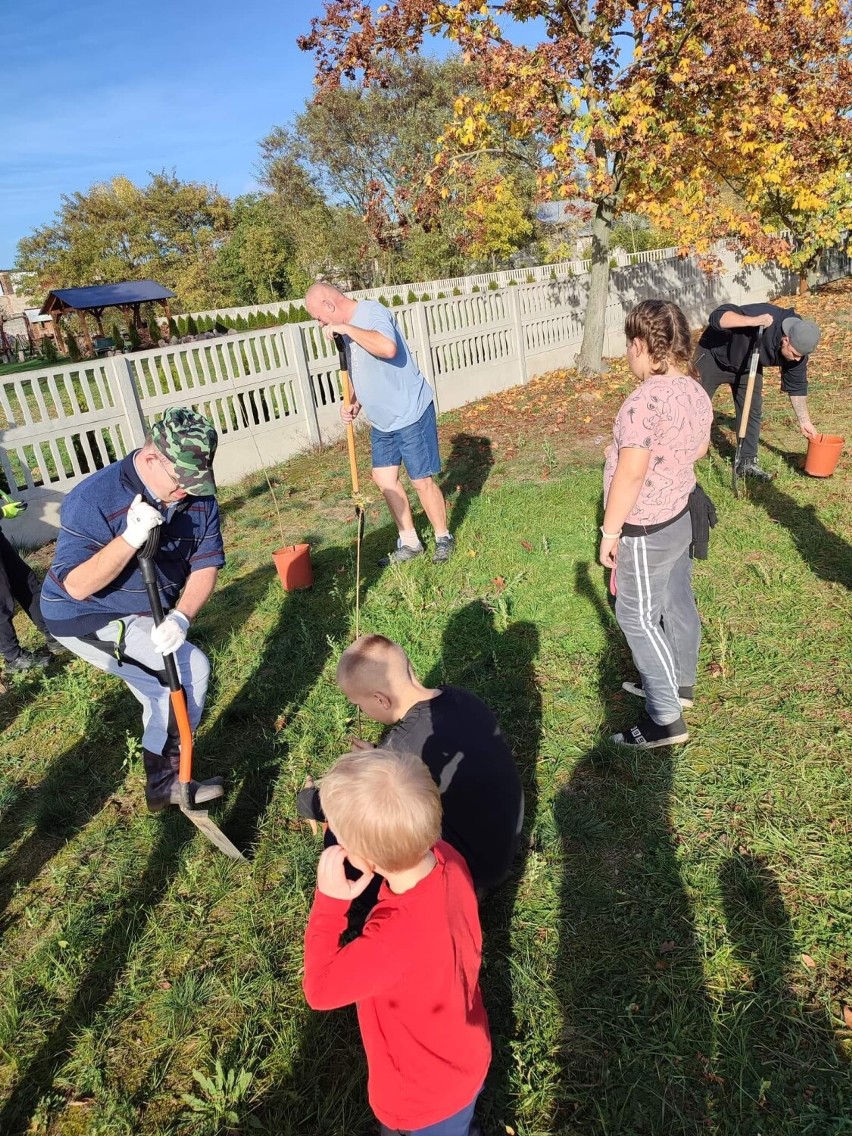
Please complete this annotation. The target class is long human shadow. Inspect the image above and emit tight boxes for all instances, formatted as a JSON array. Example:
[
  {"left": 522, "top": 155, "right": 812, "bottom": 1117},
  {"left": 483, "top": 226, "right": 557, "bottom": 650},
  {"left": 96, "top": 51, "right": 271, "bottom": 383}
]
[
  {"left": 424, "top": 600, "right": 541, "bottom": 1136},
  {"left": 711, "top": 415, "right": 850, "bottom": 589},
  {"left": 0, "top": 812, "right": 195, "bottom": 1135},
  {"left": 551, "top": 563, "right": 713, "bottom": 1133},
  {"left": 196, "top": 520, "right": 398, "bottom": 854},
  {"left": 438, "top": 432, "right": 494, "bottom": 535},
  {"left": 0, "top": 687, "right": 132, "bottom": 936},
  {"left": 714, "top": 853, "right": 849, "bottom": 1134}
]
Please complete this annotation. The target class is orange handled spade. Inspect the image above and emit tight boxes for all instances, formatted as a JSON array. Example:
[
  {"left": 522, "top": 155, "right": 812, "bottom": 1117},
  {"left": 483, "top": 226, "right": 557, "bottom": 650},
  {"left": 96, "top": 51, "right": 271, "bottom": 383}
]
[
  {"left": 138, "top": 527, "right": 246, "bottom": 862},
  {"left": 732, "top": 326, "right": 764, "bottom": 498}
]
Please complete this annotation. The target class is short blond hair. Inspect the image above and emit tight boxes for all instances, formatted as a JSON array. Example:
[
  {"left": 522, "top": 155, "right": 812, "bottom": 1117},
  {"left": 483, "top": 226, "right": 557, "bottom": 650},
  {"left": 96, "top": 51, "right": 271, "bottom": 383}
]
[
  {"left": 336, "top": 634, "right": 412, "bottom": 696},
  {"left": 320, "top": 749, "right": 441, "bottom": 872}
]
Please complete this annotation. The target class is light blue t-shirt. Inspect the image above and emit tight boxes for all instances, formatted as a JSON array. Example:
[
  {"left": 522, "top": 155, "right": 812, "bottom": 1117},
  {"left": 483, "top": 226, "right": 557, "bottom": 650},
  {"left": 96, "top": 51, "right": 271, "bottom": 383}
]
[{"left": 346, "top": 300, "right": 433, "bottom": 433}]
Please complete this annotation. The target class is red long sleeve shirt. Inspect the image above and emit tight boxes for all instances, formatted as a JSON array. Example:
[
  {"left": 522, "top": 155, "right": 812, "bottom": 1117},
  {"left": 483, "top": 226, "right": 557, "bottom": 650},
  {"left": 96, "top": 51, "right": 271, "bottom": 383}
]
[{"left": 303, "top": 841, "right": 491, "bottom": 1131}]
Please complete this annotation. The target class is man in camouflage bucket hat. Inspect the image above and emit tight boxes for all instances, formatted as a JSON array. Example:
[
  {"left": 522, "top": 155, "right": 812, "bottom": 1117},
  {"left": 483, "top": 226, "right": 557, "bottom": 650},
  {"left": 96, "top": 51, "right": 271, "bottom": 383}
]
[{"left": 41, "top": 408, "right": 226, "bottom": 812}]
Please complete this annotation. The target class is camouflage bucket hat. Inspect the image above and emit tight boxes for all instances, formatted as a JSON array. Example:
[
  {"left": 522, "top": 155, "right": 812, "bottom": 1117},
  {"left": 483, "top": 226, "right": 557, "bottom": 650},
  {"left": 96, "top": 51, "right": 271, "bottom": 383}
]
[{"left": 151, "top": 407, "right": 218, "bottom": 496}]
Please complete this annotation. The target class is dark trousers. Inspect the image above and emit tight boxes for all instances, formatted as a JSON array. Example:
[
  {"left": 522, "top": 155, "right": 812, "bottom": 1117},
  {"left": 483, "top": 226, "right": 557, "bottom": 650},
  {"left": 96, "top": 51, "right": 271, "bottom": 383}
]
[
  {"left": 0, "top": 529, "right": 49, "bottom": 661},
  {"left": 696, "top": 349, "right": 764, "bottom": 462}
]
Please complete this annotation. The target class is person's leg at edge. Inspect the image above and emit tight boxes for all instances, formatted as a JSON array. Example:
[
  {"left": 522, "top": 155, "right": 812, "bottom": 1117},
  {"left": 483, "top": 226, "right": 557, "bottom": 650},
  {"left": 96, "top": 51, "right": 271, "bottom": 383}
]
[
  {"left": 378, "top": 1087, "right": 482, "bottom": 1135},
  {"left": 0, "top": 531, "right": 56, "bottom": 663},
  {"left": 660, "top": 543, "right": 701, "bottom": 691},
  {"left": 614, "top": 521, "right": 689, "bottom": 726},
  {"left": 0, "top": 537, "right": 23, "bottom": 663}
]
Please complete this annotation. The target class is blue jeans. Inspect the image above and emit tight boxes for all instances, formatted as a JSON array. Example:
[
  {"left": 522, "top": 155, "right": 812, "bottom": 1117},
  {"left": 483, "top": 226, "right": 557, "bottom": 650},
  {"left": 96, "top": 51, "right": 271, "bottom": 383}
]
[
  {"left": 371, "top": 402, "right": 441, "bottom": 481},
  {"left": 378, "top": 1089, "right": 482, "bottom": 1135}
]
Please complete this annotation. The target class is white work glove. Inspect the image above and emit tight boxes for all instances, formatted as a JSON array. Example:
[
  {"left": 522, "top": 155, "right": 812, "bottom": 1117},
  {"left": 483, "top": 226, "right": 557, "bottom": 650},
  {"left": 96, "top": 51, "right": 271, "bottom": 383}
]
[
  {"left": 122, "top": 493, "right": 163, "bottom": 549},
  {"left": 151, "top": 610, "right": 190, "bottom": 656}
]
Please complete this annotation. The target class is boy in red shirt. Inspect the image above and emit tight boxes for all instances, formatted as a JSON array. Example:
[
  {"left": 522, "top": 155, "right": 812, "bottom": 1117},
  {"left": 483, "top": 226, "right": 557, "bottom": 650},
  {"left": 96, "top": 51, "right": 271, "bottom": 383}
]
[{"left": 303, "top": 749, "right": 490, "bottom": 1135}]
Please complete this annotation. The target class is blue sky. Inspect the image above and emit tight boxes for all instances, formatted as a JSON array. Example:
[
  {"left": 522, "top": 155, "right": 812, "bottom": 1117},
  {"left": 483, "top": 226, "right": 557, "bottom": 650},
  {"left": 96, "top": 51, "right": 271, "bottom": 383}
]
[
  {"left": 1, "top": 0, "right": 341, "bottom": 265},
  {"left": 2, "top": 1, "right": 547, "bottom": 267}
]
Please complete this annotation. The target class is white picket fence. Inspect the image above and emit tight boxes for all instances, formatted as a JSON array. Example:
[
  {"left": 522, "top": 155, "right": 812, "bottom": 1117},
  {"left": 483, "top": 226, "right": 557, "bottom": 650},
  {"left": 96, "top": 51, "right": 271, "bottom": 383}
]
[
  {"left": 3, "top": 243, "right": 847, "bottom": 547},
  {"left": 186, "top": 246, "right": 679, "bottom": 324}
]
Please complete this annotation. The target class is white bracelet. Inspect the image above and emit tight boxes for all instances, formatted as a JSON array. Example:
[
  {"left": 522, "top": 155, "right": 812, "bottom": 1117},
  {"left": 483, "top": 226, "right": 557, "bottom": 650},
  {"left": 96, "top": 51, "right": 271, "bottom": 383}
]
[{"left": 600, "top": 526, "right": 621, "bottom": 539}]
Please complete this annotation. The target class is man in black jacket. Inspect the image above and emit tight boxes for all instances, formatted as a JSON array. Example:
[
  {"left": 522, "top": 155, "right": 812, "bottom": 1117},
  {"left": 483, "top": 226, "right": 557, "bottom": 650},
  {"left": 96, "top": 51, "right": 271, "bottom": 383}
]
[{"left": 696, "top": 303, "right": 821, "bottom": 479}]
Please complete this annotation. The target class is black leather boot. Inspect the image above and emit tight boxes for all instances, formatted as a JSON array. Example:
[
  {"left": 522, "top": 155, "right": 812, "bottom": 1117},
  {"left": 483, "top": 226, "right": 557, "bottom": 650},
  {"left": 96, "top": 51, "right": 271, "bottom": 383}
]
[{"left": 143, "top": 747, "right": 224, "bottom": 813}]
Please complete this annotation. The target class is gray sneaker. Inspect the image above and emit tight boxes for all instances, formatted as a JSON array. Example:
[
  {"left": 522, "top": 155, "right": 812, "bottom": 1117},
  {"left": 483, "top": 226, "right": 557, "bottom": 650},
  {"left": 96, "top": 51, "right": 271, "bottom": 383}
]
[
  {"left": 378, "top": 541, "right": 425, "bottom": 567},
  {"left": 432, "top": 534, "right": 456, "bottom": 563},
  {"left": 5, "top": 649, "right": 50, "bottom": 672}
]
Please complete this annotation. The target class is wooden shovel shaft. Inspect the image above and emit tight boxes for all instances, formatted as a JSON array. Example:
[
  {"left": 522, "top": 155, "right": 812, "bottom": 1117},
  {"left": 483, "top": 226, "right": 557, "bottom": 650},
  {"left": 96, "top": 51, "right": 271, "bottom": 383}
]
[{"left": 333, "top": 333, "right": 360, "bottom": 497}]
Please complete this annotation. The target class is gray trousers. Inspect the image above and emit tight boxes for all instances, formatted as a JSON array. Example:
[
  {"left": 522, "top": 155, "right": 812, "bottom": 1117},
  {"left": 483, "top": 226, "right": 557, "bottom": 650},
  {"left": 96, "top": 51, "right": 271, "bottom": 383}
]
[
  {"left": 615, "top": 511, "right": 700, "bottom": 726},
  {"left": 54, "top": 615, "right": 210, "bottom": 755},
  {"left": 696, "top": 349, "right": 764, "bottom": 462}
]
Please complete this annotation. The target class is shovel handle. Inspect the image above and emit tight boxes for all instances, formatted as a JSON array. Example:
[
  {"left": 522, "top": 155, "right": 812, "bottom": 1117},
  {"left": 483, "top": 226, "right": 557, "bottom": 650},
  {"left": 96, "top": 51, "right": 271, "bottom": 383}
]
[
  {"left": 334, "top": 333, "right": 360, "bottom": 496},
  {"left": 138, "top": 526, "right": 193, "bottom": 793}
]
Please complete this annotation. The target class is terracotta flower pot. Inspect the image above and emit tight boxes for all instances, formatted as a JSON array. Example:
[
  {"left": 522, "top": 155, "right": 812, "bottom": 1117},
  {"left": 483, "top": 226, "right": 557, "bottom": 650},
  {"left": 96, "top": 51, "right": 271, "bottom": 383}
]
[
  {"left": 804, "top": 434, "right": 844, "bottom": 478},
  {"left": 273, "top": 543, "right": 313, "bottom": 591}
]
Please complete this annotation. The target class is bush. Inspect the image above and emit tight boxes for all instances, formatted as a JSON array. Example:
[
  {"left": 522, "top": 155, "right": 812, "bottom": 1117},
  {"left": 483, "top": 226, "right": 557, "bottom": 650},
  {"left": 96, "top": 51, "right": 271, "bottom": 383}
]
[
  {"left": 471, "top": 285, "right": 480, "bottom": 293},
  {"left": 127, "top": 322, "right": 141, "bottom": 350},
  {"left": 379, "top": 296, "right": 390, "bottom": 306},
  {"left": 111, "top": 321, "right": 124, "bottom": 350},
  {"left": 186, "top": 315, "right": 199, "bottom": 335},
  {"left": 176, "top": 316, "right": 187, "bottom": 336},
  {"left": 452, "top": 287, "right": 462, "bottom": 296},
  {"left": 550, "top": 269, "right": 558, "bottom": 280},
  {"left": 437, "top": 292, "right": 446, "bottom": 298},
  {"left": 421, "top": 292, "right": 430, "bottom": 301},
  {"left": 488, "top": 280, "right": 498, "bottom": 290},
  {"left": 508, "top": 279, "right": 518, "bottom": 286},
  {"left": 407, "top": 290, "right": 418, "bottom": 304},
  {"left": 168, "top": 317, "right": 179, "bottom": 338},
  {"left": 67, "top": 333, "right": 82, "bottom": 362},
  {"left": 40, "top": 337, "right": 59, "bottom": 363},
  {"left": 525, "top": 273, "right": 535, "bottom": 283},
  {"left": 391, "top": 295, "right": 403, "bottom": 306}
]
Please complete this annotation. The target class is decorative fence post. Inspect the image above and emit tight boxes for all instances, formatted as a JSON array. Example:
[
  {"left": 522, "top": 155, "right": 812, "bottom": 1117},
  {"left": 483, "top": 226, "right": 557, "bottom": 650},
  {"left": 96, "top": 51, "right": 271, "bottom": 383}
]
[
  {"left": 285, "top": 325, "right": 322, "bottom": 446},
  {"left": 108, "top": 354, "right": 148, "bottom": 447},
  {"left": 506, "top": 284, "right": 529, "bottom": 386},
  {"left": 410, "top": 302, "right": 439, "bottom": 413}
]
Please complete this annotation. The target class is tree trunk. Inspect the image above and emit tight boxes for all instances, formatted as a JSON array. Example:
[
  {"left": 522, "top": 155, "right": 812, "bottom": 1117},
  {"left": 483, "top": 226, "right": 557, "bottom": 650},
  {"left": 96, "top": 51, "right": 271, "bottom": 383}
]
[{"left": 575, "top": 199, "right": 615, "bottom": 374}]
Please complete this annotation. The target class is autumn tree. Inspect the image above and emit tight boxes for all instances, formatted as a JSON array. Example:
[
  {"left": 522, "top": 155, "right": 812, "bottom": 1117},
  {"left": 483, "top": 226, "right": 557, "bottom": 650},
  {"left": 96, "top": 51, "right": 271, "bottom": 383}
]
[
  {"left": 300, "top": 0, "right": 851, "bottom": 372},
  {"left": 261, "top": 55, "right": 541, "bottom": 284},
  {"left": 17, "top": 172, "right": 234, "bottom": 309}
]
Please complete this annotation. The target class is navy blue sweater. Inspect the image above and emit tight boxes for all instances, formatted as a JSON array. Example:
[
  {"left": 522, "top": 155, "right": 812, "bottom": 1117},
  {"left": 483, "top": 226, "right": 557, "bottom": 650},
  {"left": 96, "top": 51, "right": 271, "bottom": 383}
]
[
  {"left": 41, "top": 452, "right": 224, "bottom": 638},
  {"left": 697, "top": 302, "right": 809, "bottom": 395}
]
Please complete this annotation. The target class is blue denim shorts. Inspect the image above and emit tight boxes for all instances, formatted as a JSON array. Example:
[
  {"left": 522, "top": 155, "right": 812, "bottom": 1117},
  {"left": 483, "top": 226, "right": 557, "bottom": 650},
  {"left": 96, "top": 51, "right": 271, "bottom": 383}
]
[{"left": 371, "top": 401, "right": 440, "bottom": 481}]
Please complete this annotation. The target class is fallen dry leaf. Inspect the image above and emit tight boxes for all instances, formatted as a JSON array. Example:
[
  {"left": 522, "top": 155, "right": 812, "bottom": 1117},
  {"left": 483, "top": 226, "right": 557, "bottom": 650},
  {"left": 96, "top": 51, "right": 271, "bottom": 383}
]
[
  {"left": 659, "top": 940, "right": 677, "bottom": 954},
  {"left": 843, "top": 1004, "right": 852, "bottom": 1028},
  {"left": 493, "top": 576, "right": 506, "bottom": 593},
  {"left": 801, "top": 953, "right": 817, "bottom": 969},
  {"left": 521, "top": 540, "right": 533, "bottom": 552}
]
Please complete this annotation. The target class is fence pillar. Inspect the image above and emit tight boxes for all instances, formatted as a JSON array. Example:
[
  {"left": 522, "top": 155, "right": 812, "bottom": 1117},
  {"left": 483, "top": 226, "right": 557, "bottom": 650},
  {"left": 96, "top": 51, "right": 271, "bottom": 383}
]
[
  {"left": 506, "top": 285, "right": 529, "bottom": 385},
  {"left": 108, "top": 355, "right": 148, "bottom": 447},
  {"left": 411, "top": 303, "right": 439, "bottom": 413},
  {"left": 285, "top": 325, "right": 322, "bottom": 445}
]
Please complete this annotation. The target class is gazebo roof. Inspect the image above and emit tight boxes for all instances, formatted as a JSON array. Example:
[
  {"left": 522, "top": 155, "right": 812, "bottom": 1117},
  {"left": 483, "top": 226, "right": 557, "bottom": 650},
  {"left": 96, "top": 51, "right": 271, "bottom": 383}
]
[{"left": 40, "top": 280, "right": 176, "bottom": 316}]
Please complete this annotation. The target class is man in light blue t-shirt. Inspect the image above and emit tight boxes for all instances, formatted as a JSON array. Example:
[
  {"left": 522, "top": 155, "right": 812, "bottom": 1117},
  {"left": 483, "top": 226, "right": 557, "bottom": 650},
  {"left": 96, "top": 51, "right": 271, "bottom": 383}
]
[{"left": 305, "top": 283, "right": 454, "bottom": 565}]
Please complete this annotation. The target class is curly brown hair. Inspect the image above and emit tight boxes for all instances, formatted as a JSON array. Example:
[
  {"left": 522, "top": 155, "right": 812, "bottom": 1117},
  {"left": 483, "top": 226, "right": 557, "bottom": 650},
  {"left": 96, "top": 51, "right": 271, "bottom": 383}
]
[{"left": 624, "top": 299, "right": 697, "bottom": 379}]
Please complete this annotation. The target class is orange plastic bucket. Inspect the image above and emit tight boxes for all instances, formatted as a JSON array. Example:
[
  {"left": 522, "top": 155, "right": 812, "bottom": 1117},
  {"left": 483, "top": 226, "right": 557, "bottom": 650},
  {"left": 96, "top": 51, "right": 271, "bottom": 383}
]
[
  {"left": 804, "top": 434, "right": 844, "bottom": 478},
  {"left": 273, "top": 543, "right": 313, "bottom": 590}
]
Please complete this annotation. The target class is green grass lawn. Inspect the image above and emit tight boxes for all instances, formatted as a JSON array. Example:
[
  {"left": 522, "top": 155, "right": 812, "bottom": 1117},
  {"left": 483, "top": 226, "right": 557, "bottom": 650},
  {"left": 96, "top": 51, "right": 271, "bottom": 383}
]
[{"left": 1, "top": 283, "right": 850, "bottom": 1135}]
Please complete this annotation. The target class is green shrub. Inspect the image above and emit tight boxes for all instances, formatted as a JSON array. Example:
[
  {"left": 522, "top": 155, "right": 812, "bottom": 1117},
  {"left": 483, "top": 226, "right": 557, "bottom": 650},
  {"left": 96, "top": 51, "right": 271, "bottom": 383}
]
[
  {"left": 127, "top": 322, "right": 141, "bottom": 350},
  {"left": 421, "top": 292, "right": 430, "bottom": 301},
  {"left": 391, "top": 295, "right": 403, "bottom": 306},
  {"left": 407, "top": 290, "right": 418, "bottom": 304},
  {"left": 40, "top": 337, "right": 59, "bottom": 363},
  {"left": 488, "top": 280, "right": 498, "bottom": 290},
  {"left": 471, "top": 285, "right": 480, "bottom": 293},
  {"left": 379, "top": 296, "right": 390, "bottom": 306},
  {"left": 235, "top": 315, "right": 247, "bottom": 331},
  {"left": 550, "top": 269, "right": 558, "bottom": 280},
  {"left": 168, "top": 317, "right": 179, "bottom": 338},
  {"left": 177, "top": 316, "right": 188, "bottom": 335},
  {"left": 525, "top": 273, "right": 535, "bottom": 283},
  {"left": 452, "top": 287, "right": 462, "bottom": 296},
  {"left": 186, "top": 315, "right": 198, "bottom": 335},
  {"left": 437, "top": 291, "right": 446, "bottom": 298},
  {"left": 508, "top": 278, "right": 518, "bottom": 286},
  {"left": 111, "top": 321, "right": 124, "bottom": 349},
  {"left": 66, "top": 333, "right": 82, "bottom": 362}
]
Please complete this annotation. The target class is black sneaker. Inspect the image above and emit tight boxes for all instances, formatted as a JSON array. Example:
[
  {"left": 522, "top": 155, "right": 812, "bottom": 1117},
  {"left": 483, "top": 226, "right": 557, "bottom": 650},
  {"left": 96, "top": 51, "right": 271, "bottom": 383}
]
[
  {"left": 45, "top": 636, "right": 69, "bottom": 656},
  {"left": 432, "top": 534, "right": 455, "bottom": 564},
  {"left": 378, "top": 541, "right": 424, "bottom": 567},
  {"left": 622, "top": 681, "right": 694, "bottom": 709},
  {"left": 5, "top": 649, "right": 50, "bottom": 672},
  {"left": 735, "top": 459, "right": 774, "bottom": 481},
  {"left": 610, "top": 712, "right": 689, "bottom": 748}
]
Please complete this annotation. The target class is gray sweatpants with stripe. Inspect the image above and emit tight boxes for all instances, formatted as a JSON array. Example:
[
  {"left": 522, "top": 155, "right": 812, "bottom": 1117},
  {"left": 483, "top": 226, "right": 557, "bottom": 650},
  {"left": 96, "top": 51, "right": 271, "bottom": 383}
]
[
  {"left": 53, "top": 615, "right": 210, "bottom": 755},
  {"left": 615, "top": 511, "right": 699, "bottom": 726}
]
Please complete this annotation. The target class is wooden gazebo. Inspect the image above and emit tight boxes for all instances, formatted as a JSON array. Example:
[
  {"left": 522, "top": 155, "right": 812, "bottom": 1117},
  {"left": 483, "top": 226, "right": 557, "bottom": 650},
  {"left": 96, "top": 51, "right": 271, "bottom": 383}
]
[{"left": 40, "top": 280, "right": 176, "bottom": 355}]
